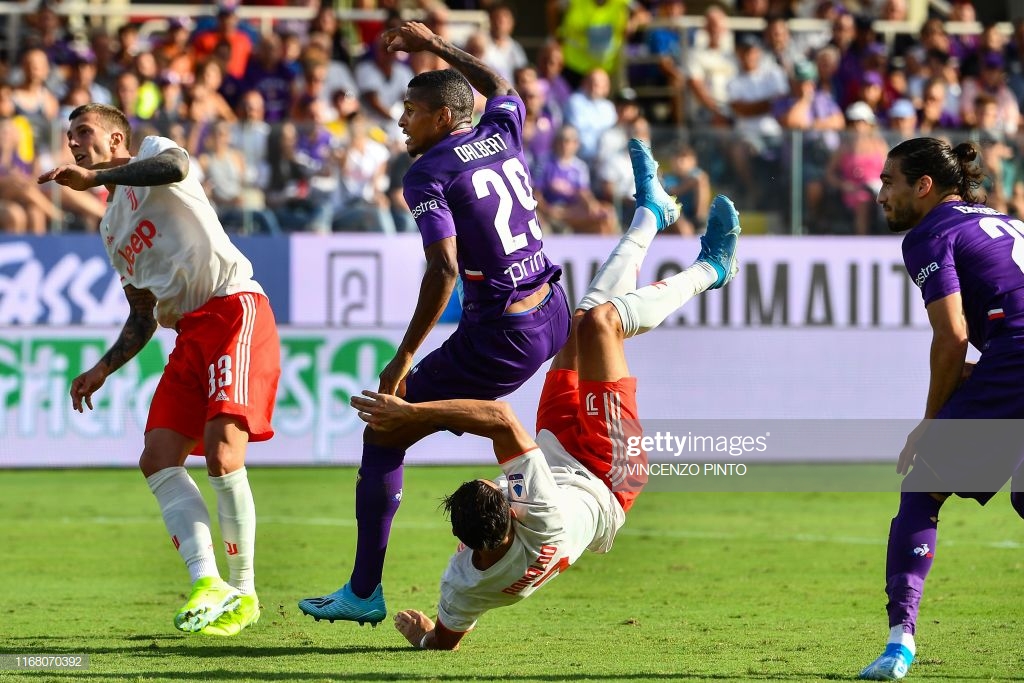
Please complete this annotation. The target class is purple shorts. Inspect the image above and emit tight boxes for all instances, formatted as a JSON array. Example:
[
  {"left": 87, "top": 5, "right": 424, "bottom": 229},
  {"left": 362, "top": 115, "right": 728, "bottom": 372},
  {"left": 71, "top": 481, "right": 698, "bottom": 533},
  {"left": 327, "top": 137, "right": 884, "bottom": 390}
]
[
  {"left": 404, "top": 282, "right": 571, "bottom": 404},
  {"left": 906, "top": 344, "right": 1024, "bottom": 503}
]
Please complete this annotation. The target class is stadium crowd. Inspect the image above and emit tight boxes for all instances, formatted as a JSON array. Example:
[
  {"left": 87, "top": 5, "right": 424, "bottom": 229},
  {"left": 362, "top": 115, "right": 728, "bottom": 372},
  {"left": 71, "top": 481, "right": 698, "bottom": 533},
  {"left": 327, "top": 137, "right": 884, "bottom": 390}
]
[{"left": 0, "top": 0, "right": 1018, "bottom": 236}]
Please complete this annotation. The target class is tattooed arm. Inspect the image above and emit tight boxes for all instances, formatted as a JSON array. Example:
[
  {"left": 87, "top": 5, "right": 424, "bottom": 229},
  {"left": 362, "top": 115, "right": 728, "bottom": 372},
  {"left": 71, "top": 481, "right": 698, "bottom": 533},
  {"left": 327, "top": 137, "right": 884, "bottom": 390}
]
[
  {"left": 382, "top": 21, "right": 515, "bottom": 99},
  {"left": 71, "top": 285, "right": 158, "bottom": 412},
  {"left": 39, "top": 149, "right": 189, "bottom": 191}
]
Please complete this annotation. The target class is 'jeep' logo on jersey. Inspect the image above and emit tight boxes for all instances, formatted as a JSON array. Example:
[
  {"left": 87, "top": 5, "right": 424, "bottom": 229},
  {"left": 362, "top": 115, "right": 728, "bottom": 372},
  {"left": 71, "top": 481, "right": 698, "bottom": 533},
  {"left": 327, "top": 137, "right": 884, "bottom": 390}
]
[
  {"left": 118, "top": 220, "right": 158, "bottom": 276},
  {"left": 411, "top": 199, "right": 439, "bottom": 219},
  {"left": 914, "top": 261, "right": 939, "bottom": 287}
]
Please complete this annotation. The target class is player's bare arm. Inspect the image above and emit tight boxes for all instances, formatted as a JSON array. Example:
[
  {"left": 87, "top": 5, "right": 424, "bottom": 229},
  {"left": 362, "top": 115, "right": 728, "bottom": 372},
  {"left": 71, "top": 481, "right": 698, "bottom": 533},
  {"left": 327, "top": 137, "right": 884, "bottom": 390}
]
[
  {"left": 70, "top": 285, "right": 157, "bottom": 412},
  {"left": 394, "top": 609, "right": 465, "bottom": 650},
  {"left": 383, "top": 21, "right": 515, "bottom": 99},
  {"left": 897, "top": 292, "right": 969, "bottom": 475},
  {"left": 39, "top": 149, "right": 188, "bottom": 190},
  {"left": 378, "top": 236, "right": 457, "bottom": 395},
  {"left": 352, "top": 391, "right": 536, "bottom": 459}
]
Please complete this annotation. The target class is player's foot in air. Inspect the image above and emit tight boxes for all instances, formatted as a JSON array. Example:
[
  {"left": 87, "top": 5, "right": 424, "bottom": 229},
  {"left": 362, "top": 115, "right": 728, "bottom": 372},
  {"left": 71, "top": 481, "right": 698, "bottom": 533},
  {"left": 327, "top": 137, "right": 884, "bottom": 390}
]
[
  {"left": 173, "top": 577, "right": 242, "bottom": 633},
  {"left": 859, "top": 643, "right": 915, "bottom": 680},
  {"left": 298, "top": 582, "right": 387, "bottom": 626},
  {"left": 200, "top": 594, "right": 261, "bottom": 637},
  {"left": 697, "top": 195, "right": 741, "bottom": 289},
  {"left": 628, "top": 138, "right": 680, "bottom": 231}
]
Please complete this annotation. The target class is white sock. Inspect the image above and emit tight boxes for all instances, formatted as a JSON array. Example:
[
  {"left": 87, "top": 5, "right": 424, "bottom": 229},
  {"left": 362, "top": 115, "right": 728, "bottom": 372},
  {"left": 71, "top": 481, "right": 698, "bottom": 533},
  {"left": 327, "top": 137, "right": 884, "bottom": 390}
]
[
  {"left": 578, "top": 207, "right": 660, "bottom": 311},
  {"left": 209, "top": 467, "right": 256, "bottom": 595},
  {"left": 888, "top": 625, "right": 916, "bottom": 654},
  {"left": 611, "top": 261, "right": 718, "bottom": 337},
  {"left": 146, "top": 467, "right": 220, "bottom": 583}
]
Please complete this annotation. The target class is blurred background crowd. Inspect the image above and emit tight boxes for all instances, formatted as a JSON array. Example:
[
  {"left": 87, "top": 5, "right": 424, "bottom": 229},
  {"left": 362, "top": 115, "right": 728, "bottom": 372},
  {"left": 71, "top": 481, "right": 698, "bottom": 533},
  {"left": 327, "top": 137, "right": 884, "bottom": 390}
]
[{"left": 0, "top": 0, "right": 1019, "bottom": 237}]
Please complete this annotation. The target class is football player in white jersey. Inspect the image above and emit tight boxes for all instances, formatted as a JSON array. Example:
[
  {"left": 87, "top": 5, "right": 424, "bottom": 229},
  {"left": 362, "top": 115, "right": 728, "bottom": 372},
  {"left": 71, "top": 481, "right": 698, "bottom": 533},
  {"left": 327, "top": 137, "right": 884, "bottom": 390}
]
[
  {"left": 38, "top": 103, "right": 280, "bottom": 637},
  {"left": 350, "top": 140, "right": 742, "bottom": 650}
]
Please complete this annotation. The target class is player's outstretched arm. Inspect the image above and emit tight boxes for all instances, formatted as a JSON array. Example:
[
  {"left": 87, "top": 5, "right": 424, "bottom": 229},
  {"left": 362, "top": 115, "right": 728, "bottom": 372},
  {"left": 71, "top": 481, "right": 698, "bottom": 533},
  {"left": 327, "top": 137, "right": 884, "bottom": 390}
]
[
  {"left": 40, "top": 149, "right": 189, "bottom": 190},
  {"left": 382, "top": 21, "right": 515, "bottom": 99},
  {"left": 352, "top": 391, "right": 536, "bottom": 460},
  {"left": 71, "top": 285, "right": 157, "bottom": 412},
  {"left": 394, "top": 610, "right": 466, "bottom": 650}
]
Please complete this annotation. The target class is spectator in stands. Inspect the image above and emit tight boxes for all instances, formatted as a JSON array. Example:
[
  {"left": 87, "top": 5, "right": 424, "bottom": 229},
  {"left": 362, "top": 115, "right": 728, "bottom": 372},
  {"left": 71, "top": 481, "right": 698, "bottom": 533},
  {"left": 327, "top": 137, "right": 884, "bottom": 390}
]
[
  {"left": 333, "top": 110, "right": 396, "bottom": 234},
  {"left": 1006, "top": 18, "right": 1024, "bottom": 106},
  {"left": 879, "top": 0, "right": 916, "bottom": 58},
  {"left": 521, "top": 79, "right": 559, "bottom": 176},
  {"left": 948, "top": 0, "right": 979, "bottom": 60},
  {"left": 595, "top": 87, "right": 650, "bottom": 221},
  {"left": 661, "top": 142, "right": 709, "bottom": 236},
  {"left": 113, "top": 23, "right": 144, "bottom": 77},
  {"left": 762, "top": 14, "right": 805, "bottom": 79},
  {"left": 635, "top": 0, "right": 686, "bottom": 125},
  {"left": 971, "top": 93, "right": 1021, "bottom": 215},
  {"left": 309, "top": 3, "right": 354, "bottom": 67},
  {"left": 0, "top": 83, "right": 63, "bottom": 233},
  {"left": 917, "top": 77, "right": 960, "bottom": 134},
  {"left": 199, "top": 119, "right": 280, "bottom": 235},
  {"left": 242, "top": 33, "right": 300, "bottom": 125},
  {"left": 265, "top": 121, "right": 335, "bottom": 233},
  {"left": 150, "top": 72, "right": 185, "bottom": 137},
  {"left": 814, "top": 44, "right": 842, "bottom": 101},
  {"left": 726, "top": 34, "right": 789, "bottom": 209},
  {"left": 21, "top": 0, "right": 73, "bottom": 66},
  {"left": 549, "top": 0, "right": 644, "bottom": 88},
  {"left": 534, "top": 124, "right": 618, "bottom": 235},
  {"left": 774, "top": 59, "right": 844, "bottom": 232},
  {"left": 535, "top": 39, "right": 573, "bottom": 116},
  {"left": 958, "top": 21, "right": 1006, "bottom": 81},
  {"left": 191, "top": 2, "right": 253, "bottom": 80},
  {"left": 482, "top": 3, "right": 528, "bottom": 82},
  {"left": 305, "top": 32, "right": 358, "bottom": 116},
  {"left": 385, "top": 150, "right": 415, "bottom": 234},
  {"left": 62, "top": 44, "right": 112, "bottom": 106},
  {"left": 884, "top": 97, "right": 918, "bottom": 143},
  {"left": 734, "top": 0, "right": 770, "bottom": 45},
  {"left": 11, "top": 48, "right": 60, "bottom": 156},
  {"left": 825, "top": 101, "right": 888, "bottom": 235},
  {"left": 564, "top": 68, "right": 618, "bottom": 164},
  {"left": 960, "top": 51, "right": 1020, "bottom": 137},
  {"left": 232, "top": 90, "right": 272, "bottom": 198},
  {"left": 685, "top": 4, "right": 737, "bottom": 128},
  {"left": 854, "top": 70, "right": 887, "bottom": 121},
  {"left": 355, "top": 30, "right": 415, "bottom": 142},
  {"left": 155, "top": 18, "right": 195, "bottom": 82},
  {"left": 193, "top": 60, "right": 238, "bottom": 123}
]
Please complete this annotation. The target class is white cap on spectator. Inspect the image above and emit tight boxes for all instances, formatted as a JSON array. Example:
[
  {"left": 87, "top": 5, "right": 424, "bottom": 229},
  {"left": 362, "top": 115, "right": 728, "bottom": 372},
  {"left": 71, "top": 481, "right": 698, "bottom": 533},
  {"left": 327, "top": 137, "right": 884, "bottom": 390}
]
[{"left": 845, "top": 101, "right": 877, "bottom": 124}]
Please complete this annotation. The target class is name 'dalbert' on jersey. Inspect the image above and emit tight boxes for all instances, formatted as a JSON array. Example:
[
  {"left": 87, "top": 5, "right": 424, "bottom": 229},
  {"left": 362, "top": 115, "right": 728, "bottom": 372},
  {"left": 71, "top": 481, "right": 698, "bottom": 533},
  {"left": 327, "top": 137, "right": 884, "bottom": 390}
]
[{"left": 453, "top": 133, "right": 509, "bottom": 163}]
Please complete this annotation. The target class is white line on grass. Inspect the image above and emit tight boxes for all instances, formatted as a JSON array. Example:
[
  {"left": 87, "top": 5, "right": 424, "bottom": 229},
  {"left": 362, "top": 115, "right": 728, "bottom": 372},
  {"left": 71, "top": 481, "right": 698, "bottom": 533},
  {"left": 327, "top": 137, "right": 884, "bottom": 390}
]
[{"left": 55, "top": 515, "right": 1023, "bottom": 549}]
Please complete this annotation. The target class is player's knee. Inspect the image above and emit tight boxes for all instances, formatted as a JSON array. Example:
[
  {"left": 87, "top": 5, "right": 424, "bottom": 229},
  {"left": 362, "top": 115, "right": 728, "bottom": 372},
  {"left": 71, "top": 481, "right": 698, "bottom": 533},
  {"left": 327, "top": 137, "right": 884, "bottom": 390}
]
[
  {"left": 1011, "top": 491, "right": 1024, "bottom": 520},
  {"left": 578, "top": 303, "right": 623, "bottom": 341}
]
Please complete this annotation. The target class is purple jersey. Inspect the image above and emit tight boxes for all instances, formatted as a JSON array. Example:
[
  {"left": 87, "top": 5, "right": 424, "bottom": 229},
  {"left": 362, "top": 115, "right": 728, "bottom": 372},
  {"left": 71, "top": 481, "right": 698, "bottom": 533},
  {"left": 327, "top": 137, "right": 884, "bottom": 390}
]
[
  {"left": 903, "top": 201, "right": 1024, "bottom": 351},
  {"left": 403, "top": 95, "right": 561, "bottom": 323}
]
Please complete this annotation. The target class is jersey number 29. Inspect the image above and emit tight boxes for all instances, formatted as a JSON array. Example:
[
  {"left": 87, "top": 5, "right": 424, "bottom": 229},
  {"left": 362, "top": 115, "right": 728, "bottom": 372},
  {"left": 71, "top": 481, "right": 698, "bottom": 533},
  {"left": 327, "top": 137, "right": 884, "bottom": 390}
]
[{"left": 472, "top": 158, "right": 543, "bottom": 256}]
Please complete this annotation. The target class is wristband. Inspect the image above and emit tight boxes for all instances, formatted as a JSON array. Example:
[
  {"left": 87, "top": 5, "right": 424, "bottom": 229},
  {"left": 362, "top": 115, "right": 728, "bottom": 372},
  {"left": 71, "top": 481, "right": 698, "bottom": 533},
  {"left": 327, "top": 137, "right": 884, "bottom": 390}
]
[{"left": 419, "top": 633, "right": 430, "bottom": 649}]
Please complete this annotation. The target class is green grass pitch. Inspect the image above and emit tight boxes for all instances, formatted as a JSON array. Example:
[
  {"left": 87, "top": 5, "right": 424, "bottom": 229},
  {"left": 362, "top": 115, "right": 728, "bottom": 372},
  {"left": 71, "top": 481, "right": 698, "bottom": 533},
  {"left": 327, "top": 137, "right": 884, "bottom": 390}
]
[{"left": 2, "top": 465, "right": 1023, "bottom": 682}]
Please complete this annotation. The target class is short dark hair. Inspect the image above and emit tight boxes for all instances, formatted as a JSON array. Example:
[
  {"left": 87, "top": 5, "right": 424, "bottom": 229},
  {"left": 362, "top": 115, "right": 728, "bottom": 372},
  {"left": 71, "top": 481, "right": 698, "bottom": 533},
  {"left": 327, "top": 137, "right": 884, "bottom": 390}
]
[
  {"left": 888, "top": 137, "right": 987, "bottom": 204},
  {"left": 69, "top": 103, "right": 132, "bottom": 150},
  {"left": 406, "top": 69, "right": 474, "bottom": 123},
  {"left": 443, "top": 480, "right": 511, "bottom": 551}
]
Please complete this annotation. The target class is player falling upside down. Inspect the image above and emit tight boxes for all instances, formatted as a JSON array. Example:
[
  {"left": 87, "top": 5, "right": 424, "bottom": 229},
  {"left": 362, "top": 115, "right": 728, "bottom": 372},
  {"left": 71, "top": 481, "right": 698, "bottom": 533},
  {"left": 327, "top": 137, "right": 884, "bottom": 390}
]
[
  {"left": 298, "top": 20, "right": 577, "bottom": 626},
  {"left": 860, "top": 137, "right": 1024, "bottom": 680},
  {"left": 351, "top": 141, "right": 741, "bottom": 649},
  {"left": 38, "top": 103, "right": 280, "bottom": 637}
]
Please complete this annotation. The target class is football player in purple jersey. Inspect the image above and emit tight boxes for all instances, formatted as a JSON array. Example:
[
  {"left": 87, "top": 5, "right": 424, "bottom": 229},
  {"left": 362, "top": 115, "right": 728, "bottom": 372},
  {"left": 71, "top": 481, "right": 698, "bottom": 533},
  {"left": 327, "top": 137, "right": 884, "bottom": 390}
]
[{"left": 861, "top": 137, "right": 1024, "bottom": 680}]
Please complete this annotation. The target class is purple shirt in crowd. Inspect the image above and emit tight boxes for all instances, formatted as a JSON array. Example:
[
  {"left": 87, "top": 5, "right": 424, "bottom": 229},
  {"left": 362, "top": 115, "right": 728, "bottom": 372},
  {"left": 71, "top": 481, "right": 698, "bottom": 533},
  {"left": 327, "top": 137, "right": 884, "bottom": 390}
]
[
  {"left": 903, "top": 201, "right": 1024, "bottom": 352},
  {"left": 403, "top": 95, "right": 561, "bottom": 323}
]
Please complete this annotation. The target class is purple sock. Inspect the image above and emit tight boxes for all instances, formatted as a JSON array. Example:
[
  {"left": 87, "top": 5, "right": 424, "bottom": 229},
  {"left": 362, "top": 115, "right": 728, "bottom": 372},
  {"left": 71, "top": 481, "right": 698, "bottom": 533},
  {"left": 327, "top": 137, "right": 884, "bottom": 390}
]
[
  {"left": 349, "top": 443, "right": 405, "bottom": 598},
  {"left": 884, "top": 491, "right": 943, "bottom": 635}
]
